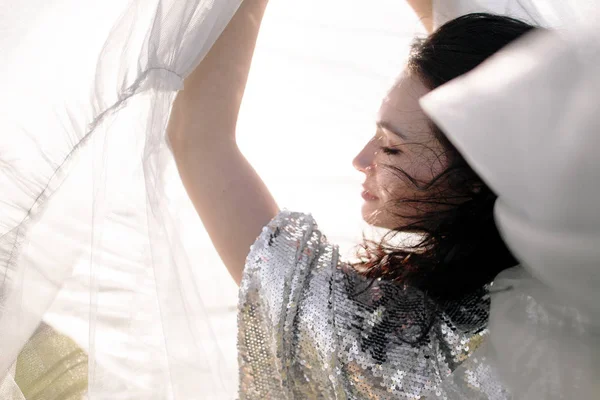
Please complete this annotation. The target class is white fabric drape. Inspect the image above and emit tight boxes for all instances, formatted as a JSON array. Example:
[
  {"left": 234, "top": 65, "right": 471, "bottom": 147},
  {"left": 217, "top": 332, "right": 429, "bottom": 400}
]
[
  {"left": 422, "top": 4, "right": 600, "bottom": 399},
  {"left": 0, "top": 0, "right": 597, "bottom": 399},
  {"left": 0, "top": 1, "right": 241, "bottom": 398}
]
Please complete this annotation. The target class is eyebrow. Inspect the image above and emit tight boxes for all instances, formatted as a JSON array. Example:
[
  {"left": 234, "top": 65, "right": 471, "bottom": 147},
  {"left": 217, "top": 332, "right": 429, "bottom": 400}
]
[{"left": 376, "top": 121, "right": 408, "bottom": 140}]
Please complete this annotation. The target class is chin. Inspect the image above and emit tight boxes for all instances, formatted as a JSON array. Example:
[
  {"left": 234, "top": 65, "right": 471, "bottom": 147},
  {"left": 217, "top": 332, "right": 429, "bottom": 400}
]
[
  {"left": 361, "top": 201, "right": 386, "bottom": 228},
  {"left": 361, "top": 201, "right": 402, "bottom": 230}
]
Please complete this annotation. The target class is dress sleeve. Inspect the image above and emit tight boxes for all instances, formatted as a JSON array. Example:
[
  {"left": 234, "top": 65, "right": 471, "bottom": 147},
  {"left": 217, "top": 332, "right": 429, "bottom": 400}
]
[
  {"left": 237, "top": 210, "right": 499, "bottom": 399},
  {"left": 237, "top": 209, "right": 338, "bottom": 398}
]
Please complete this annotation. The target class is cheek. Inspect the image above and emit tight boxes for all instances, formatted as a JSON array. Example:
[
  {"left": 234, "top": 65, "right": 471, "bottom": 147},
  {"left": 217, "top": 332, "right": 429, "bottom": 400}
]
[
  {"left": 383, "top": 150, "right": 447, "bottom": 188},
  {"left": 375, "top": 165, "right": 408, "bottom": 200},
  {"left": 411, "top": 146, "right": 449, "bottom": 182},
  {"left": 374, "top": 154, "right": 440, "bottom": 202},
  {"left": 406, "top": 160, "right": 436, "bottom": 183}
]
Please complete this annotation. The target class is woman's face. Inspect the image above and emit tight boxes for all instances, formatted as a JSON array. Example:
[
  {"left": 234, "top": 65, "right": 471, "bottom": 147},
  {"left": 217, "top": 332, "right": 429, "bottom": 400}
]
[{"left": 353, "top": 70, "right": 449, "bottom": 229}]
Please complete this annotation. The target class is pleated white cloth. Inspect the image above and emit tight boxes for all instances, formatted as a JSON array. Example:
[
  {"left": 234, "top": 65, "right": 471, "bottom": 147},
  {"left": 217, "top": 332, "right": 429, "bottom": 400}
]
[
  {"left": 421, "top": 8, "right": 600, "bottom": 399},
  {"left": 0, "top": 1, "right": 242, "bottom": 398}
]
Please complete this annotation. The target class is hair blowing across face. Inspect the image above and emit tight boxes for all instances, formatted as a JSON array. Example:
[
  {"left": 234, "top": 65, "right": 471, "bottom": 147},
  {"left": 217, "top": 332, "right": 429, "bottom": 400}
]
[{"left": 353, "top": 13, "right": 538, "bottom": 301}]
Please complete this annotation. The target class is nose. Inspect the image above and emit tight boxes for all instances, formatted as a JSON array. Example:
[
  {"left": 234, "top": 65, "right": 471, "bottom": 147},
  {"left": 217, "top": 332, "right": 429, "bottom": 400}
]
[{"left": 352, "top": 138, "right": 377, "bottom": 173}]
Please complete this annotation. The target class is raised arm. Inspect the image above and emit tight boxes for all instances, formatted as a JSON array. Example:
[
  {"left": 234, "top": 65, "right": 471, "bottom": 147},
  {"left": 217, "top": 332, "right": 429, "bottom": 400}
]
[
  {"left": 167, "top": 0, "right": 277, "bottom": 285},
  {"left": 406, "top": 0, "right": 434, "bottom": 33}
]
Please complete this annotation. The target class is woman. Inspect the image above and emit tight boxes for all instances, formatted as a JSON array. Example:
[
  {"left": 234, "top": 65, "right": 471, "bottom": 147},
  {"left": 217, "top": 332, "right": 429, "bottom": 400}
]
[{"left": 167, "top": 1, "right": 537, "bottom": 398}]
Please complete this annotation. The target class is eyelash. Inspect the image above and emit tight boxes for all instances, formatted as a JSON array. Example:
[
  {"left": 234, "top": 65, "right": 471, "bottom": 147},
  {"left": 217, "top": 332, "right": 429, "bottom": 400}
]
[{"left": 380, "top": 146, "right": 401, "bottom": 155}]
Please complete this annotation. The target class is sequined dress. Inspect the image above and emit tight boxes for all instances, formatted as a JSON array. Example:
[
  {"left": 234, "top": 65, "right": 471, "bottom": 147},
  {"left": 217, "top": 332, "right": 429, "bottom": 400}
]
[{"left": 238, "top": 210, "right": 495, "bottom": 399}]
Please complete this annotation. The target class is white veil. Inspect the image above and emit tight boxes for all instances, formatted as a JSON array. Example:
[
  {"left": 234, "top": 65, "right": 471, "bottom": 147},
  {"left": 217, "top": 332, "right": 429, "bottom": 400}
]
[
  {"left": 0, "top": 1, "right": 242, "bottom": 398},
  {"left": 0, "top": 0, "right": 597, "bottom": 399}
]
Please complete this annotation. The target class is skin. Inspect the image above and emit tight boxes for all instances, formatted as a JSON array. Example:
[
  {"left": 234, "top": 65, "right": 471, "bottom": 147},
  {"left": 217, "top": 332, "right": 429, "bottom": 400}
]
[
  {"left": 406, "top": 0, "right": 434, "bottom": 32},
  {"left": 353, "top": 71, "right": 448, "bottom": 229}
]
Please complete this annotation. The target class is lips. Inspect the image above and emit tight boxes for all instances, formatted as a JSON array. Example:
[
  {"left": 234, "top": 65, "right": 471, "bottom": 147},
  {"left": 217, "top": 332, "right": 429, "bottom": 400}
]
[{"left": 362, "top": 185, "right": 379, "bottom": 201}]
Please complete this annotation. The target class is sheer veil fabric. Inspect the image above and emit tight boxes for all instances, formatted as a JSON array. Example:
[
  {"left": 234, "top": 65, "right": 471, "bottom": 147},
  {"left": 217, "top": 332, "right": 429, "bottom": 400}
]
[
  {"left": 0, "top": 0, "right": 597, "bottom": 399},
  {"left": 0, "top": 1, "right": 242, "bottom": 398}
]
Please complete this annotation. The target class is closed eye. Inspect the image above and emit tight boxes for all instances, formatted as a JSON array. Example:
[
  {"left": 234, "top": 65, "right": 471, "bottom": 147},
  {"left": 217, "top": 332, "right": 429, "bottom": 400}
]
[{"left": 381, "top": 146, "right": 401, "bottom": 155}]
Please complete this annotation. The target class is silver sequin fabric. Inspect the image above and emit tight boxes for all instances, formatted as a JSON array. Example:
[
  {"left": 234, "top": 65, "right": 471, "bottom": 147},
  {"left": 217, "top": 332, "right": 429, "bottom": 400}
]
[{"left": 238, "top": 210, "right": 503, "bottom": 399}]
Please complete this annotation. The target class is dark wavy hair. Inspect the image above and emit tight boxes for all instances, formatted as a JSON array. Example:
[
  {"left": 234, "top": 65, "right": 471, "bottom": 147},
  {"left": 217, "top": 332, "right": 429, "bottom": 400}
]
[{"left": 352, "top": 13, "right": 538, "bottom": 301}]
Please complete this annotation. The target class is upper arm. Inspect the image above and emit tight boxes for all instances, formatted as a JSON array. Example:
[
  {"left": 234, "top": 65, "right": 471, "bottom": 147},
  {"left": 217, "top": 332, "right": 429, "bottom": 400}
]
[
  {"left": 406, "top": 0, "right": 434, "bottom": 33},
  {"left": 165, "top": 0, "right": 276, "bottom": 285},
  {"left": 168, "top": 106, "right": 279, "bottom": 285}
]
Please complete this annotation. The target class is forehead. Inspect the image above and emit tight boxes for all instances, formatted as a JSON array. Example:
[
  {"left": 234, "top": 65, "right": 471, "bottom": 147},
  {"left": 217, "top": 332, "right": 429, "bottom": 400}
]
[{"left": 377, "top": 72, "right": 432, "bottom": 141}]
